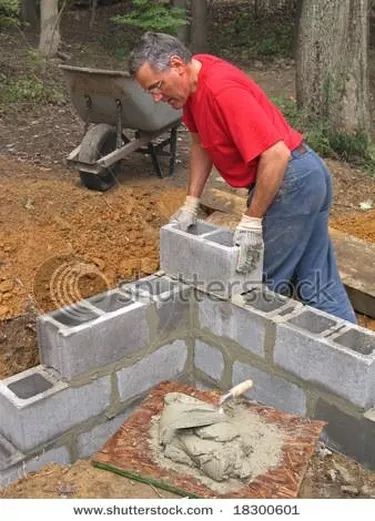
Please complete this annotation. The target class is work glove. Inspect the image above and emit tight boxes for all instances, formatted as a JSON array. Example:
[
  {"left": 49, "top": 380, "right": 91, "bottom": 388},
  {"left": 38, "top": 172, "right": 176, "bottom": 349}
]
[
  {"left": 234, "top": 215, "right": 264, "bottom": 274},
  {"left": 169, "top": 196, "right": 200, "bottom": 231}
]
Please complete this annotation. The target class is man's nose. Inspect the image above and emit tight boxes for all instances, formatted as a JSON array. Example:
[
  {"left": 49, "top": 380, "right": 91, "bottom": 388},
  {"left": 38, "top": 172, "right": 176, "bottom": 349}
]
[{"left": 151, "top": 92, "right": 163, "bottom": 103}]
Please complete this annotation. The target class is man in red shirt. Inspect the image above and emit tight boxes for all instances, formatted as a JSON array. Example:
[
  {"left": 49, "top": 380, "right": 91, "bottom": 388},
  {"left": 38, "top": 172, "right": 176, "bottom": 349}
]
[{"left": 129, "top": 32, "right": 356, "bottom": 323}]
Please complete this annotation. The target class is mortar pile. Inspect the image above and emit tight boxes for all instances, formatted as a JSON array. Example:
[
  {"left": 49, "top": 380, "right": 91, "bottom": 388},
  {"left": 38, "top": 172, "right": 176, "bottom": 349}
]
[{"left": 153, "top": 392, "right": 285, "bottom": 490}]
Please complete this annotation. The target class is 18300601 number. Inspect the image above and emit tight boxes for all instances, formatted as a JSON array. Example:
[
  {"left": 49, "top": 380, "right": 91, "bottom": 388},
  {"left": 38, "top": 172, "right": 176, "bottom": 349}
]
[{"left": 234, "top": 504, "right": 301, "bottom": 516}]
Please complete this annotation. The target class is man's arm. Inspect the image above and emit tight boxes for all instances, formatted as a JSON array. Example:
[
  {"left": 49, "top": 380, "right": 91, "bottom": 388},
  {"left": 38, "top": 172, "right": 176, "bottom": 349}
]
[
  {"left": 187, "top": 132, "right": 213, "bottom": 197},
  {"left": 169, "top": 133, "right": 213, "bottom": 230},
  {"left": 246, "top": 140, "right": 291, "bottom": 218},
  {"left": 234, "top": 140, "right": 291, "bottom": 273}
]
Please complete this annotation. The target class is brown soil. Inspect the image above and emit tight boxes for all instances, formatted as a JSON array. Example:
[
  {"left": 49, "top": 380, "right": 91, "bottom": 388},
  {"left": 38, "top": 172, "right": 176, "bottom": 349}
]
[
  {"left": 1, "top": 444, "right": 375, "bottom": 499},
  {"left": 331, "top": 209, "right": 375, "bottom": 243},
  {"left": 0, "top": 154, "right": 186, "bottom": 378}
]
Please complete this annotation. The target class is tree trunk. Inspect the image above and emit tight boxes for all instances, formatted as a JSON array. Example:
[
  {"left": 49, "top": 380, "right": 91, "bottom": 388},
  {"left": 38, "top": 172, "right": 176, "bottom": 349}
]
[
  {"left": 21, "top": 0, "right": 39, "bottom": 30},
  {"left": 296, "top": 0, "right": 371, "bottom": 134},
  {"left": 171, "top": 0, "right": 189, "bottom": 44},
  {"left": 39, "top": 0, "right": 61, "bottom": 58},
  {"left": 190, "top": 0, "right": 208, "bottom": 53}
]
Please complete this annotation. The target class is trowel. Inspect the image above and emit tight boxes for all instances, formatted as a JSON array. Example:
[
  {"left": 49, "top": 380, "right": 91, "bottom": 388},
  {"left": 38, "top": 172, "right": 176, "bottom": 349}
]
[{"left": 218, "top": 379, "right": 253, "bottom": 413}]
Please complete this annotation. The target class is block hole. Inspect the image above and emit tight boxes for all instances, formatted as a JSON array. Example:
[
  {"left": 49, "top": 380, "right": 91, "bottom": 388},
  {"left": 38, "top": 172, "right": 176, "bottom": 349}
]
[
  {"left": 244, "top": 290, "right": 286, "bottom": 313},
  {"left": 8, "top": 373, "right": 53, "bottom": 399},
  {"left": 186, "top": 223, "right": 218, "bottom": 235},
  {"left": 287, "top": 310, "right": 336, "bottom": 335},
  {"left": 51, "top": 306, "right": 99, "bottom": 327},
  {"left": 206, "top": 230, "right": 234, "bottom": 247},
  {"left": 88, "top": 291, "right": 133, "bottom": 312},
  {"left": 334, "top": 329, "right": 375, "bottom": 355}
]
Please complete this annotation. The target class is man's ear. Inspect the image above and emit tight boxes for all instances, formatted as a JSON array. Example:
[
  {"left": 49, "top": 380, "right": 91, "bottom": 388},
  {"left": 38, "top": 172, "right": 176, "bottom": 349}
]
[{"left": 169, "top": 55, "right": 186, "bottom": 74}]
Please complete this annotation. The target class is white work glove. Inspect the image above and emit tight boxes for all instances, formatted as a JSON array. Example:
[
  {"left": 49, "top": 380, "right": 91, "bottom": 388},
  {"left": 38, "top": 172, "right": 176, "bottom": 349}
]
[
  {"left": 234, "top": 215, "right": 264, "bottom": 273},
  {"left": 169, "top": 195, "right": 200, "bottom": 231}
]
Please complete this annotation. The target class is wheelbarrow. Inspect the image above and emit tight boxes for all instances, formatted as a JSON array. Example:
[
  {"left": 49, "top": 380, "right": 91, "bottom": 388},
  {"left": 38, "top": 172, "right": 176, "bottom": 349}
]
[{"left": 60, "top": 65, "right": 182, "bottom": 191}]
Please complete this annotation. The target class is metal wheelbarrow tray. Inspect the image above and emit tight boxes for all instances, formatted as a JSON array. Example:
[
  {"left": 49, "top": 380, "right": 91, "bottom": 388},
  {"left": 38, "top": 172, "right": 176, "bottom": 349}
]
[{"left": 60, "top": 65, "right": 181, "bottom": 191}]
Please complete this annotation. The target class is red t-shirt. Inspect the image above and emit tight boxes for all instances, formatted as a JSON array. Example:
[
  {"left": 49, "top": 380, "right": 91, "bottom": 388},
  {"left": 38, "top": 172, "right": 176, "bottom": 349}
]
[{"left": 182, "top": 54, "right": 303, "bottom": 187}]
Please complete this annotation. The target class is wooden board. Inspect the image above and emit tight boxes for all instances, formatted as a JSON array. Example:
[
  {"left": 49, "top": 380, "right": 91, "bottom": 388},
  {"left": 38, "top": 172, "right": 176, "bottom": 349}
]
[
  {"left": 93, "top": 381, "right": 325, "bottom": 499},
  {"left": 330, "top": 227, "right": 375, "bottom": 318}
]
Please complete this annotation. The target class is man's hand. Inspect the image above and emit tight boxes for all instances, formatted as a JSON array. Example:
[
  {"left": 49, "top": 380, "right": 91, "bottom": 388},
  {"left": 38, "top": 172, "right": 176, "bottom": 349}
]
[
  {"left": 234, "top": 215, "right": 264, "bottom": 273},
  {"left": 170, "top": 196, "right": 200, "bottom": 231}
]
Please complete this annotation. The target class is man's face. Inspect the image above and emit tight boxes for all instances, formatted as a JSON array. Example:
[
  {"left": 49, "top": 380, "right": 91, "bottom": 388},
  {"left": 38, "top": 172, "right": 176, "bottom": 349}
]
[{"left": 135, "top": 56, "right": 191, "bottom": 110}]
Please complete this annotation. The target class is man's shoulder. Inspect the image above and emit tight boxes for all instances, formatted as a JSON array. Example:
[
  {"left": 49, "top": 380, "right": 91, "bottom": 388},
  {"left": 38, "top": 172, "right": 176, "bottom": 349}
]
[{"left": 196, "top": 54, "right": 255, "bottom": 98}]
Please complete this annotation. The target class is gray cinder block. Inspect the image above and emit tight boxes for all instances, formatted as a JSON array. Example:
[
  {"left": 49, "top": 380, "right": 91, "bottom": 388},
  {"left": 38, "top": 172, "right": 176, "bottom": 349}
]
[
  {"left": 160, "top": 222, "right": 263, "bottom": 297},
  {"left": 194, "top": 340, "right": 225, "bottom": 382},
  {"left": 117, "top": 340, "right": 188, "bottom": 402},
  {"left": 120, "top": 274, "right": 191, "bottom": 339},
  {"left": 0, "top": 445, "right": 71, "bottom": 488},
  {"left": 274, "top": 320, "right": 375, "bottom": 408},
  {"left": 285, "top": 306, "right": 342, "bottom": 336},
  {"left": 198, "top": 288, "right": 300, "bottom": 358},
  {"left": 38, "top": 291, "right": 150, "bottom": 380},
  {"left": 0, "top": 366, "right": 111, "bottom": 451},
  {"left": 314, "top": 398, "right": 375, "bottom": 470},
  {"left": 232, "top": 361, "right": 307, "bottom": 415},
  {"left": 76, "top": 409, "right": 134, "bottom": 459}
]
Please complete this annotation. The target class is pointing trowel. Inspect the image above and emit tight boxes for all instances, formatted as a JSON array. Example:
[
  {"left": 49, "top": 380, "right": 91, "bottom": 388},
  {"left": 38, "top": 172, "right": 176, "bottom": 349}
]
[{"left": 218, "top": 379, "right": 253, "bottom": 413}]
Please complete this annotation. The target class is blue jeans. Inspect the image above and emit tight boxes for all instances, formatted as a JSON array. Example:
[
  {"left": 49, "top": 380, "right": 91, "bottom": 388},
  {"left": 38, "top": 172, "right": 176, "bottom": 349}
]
[{"left": 249, "top": 145, "right": 356, "bottom": 323}]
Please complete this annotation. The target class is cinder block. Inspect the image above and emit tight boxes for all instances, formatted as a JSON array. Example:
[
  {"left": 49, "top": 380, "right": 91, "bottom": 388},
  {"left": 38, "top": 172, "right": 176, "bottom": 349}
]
[
  {"left": 194, "top": 340, "right": 225, "bottom": 382},
  {"left": 38, "top": 290, "right": 150, "bottom": 379},
  {"left": 198, "top": 288, "right": 299, "bottom": 358},
  {"left": 0, "top": 434, "right": 24, "bottom": 473},
  {"left": 160, "top": 222, "right": 262, "bottom": 297},
  {"left": 332, "top": 325, "right": 375, "bottom": 355},
  {"left": 0, "top": 445, "right": 71, "bottom": 488},
  {"left": 117, "top": 340, "right": 188, "bottom": 402},
  {"left": 232, "top": 361, "right": 307, "bottom": 415},
  {"left": 193, "top": 380, "right": 218, "bottom": 392},
  {"left": 121, "top": 274, "right": 191, "bottom": 339},
  {"left": 274, "top": 320, "right": 375, "bottom": 408},
  {"left": 286, "top": 306, "right": 341, "bottom": 336},
  {"left": 25, "top": 446, "right": 71, "bottom": 473},
  {"left": 314, "top": 398, "right": 375, "bottom": 470},
  {"left": 0, "top": 366, "right": 111, "bottom": 451},
  {"left": 76, "top": 409, "right": 134, "bottom": 459}
]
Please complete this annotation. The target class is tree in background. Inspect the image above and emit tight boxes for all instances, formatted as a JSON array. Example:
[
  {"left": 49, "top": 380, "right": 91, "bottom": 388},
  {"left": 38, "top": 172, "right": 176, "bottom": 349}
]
[
  {"left": 21, "top": 0, "right": 38, "bottom": 30},
  {"left": 296, "top": 0, "right": 371, "bottom": 137},
  {"left": 39, "top": 0, "right": 61, "bottom": 57},
  {"left": 190, "top": 0, "right": 208, "bottom": 52}
]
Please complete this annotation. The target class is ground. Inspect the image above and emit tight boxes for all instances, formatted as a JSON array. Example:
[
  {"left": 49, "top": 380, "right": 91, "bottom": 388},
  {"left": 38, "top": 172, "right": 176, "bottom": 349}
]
[{"left": 0, "top": 1, "right": 375, "bottom": 499}]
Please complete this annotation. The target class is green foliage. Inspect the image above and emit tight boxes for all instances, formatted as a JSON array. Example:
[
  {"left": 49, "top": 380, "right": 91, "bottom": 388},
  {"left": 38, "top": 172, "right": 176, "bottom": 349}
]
[
  {"left": 209, "top": 4, "right": 294, "bottom": 63},
  {"left": 272, "top": 96, "right": 375, "bottom": 174},
  {"left": 112, "top": 0, "right": 186, "bottom": 35},
  {"left": 0, "top": 76, "right": 63, "bottom": 105},
  {"left": 0, "top": 0, "right": 20, "bottom": 27}
]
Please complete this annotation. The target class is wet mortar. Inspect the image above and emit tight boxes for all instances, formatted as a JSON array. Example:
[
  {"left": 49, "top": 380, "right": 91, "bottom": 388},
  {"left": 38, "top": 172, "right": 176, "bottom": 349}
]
[{"left": 148, "top": 392, "right": 285, "bottom": 495}]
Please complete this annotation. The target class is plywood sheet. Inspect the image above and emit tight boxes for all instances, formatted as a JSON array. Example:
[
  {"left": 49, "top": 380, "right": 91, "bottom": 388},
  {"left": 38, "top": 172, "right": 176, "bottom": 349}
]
[{"left": 93, "top": 381, "right": 325, "bottom": 499}]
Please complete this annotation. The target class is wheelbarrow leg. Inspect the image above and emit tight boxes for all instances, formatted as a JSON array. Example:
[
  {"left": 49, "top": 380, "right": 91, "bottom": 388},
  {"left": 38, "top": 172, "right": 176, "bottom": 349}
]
[
  {"left": 147, "top": 141, "right": 164, "bottom": 178},
  {"left": 168, "top": 126, "right": 178, "bottom": 177},
  {"left": 146, "top": 125, "right": 179, "bottom": 178}
]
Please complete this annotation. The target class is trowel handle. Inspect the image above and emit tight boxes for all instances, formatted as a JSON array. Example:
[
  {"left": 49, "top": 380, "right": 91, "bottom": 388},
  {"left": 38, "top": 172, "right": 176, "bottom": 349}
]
[
  {"left": 219, "top": 379, "right": 253, "bottom": 405},
  {"left": 229, "top": 379, "right": 253, "bottom": 398}
]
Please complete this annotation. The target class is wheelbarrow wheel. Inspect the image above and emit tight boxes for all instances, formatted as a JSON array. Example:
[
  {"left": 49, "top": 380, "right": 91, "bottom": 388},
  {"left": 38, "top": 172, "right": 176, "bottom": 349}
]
[{"left": 78, "top": 123, "right": 120, "bottom": 191}]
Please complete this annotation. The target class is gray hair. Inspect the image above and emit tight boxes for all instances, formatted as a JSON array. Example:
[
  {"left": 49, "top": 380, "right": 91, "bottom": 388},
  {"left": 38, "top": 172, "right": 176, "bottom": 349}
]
[{"left": 128, "top": 32, "right": 192, "bottom": 76}]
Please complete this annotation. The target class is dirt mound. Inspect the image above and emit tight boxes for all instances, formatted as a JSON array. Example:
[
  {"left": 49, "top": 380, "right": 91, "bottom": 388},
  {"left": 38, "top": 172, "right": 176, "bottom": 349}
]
[
  {"left": 0, "top": 155, "right": 185, "bottom": 320},
  {"left": 331, "top": 210, "right": 375, "bottom": 243}
]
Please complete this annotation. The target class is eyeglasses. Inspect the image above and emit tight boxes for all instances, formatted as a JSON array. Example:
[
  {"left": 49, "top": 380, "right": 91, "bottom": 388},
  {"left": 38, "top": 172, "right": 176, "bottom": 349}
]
[{"left": 146, "top": 80, "right": 164, "bottom": 94}]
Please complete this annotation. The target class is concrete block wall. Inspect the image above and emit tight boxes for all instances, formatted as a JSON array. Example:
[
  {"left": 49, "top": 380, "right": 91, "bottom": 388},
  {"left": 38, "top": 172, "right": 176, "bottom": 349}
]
[
  {"left": 191, "top": 287, "right": 375, "bottom": 469},
  {"left": 1, "top": 222, "right": 375, "bottom": 485},
  {"left": 0, "top": 273, "right": 194, "bottom": 487}
]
